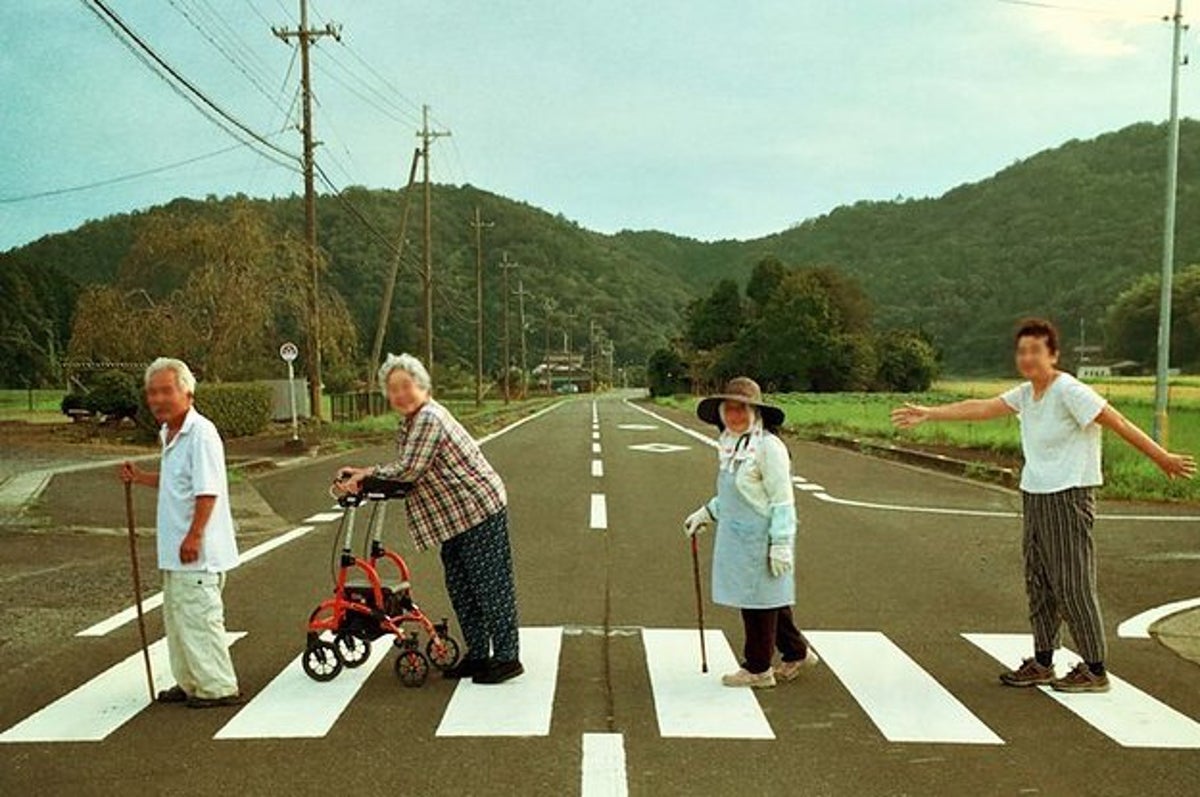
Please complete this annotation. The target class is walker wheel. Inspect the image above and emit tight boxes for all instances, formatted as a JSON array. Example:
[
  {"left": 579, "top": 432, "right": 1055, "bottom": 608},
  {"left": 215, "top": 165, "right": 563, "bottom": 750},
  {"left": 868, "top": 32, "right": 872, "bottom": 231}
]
[
  {"left": 302, "top": 641, "right": 343, "bottom": 682},
  {"left": 333, "top": 631, "right": 371, "bottom": 668},
  {"left": 394, "top": 650, "right": 429, "bottom": 687},
  {"left": 426, "top": 635, "right": 461, "bottom": 671}
]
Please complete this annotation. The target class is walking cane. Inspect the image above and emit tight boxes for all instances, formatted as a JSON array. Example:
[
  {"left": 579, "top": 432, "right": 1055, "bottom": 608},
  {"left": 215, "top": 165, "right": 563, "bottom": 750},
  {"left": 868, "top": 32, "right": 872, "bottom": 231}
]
[
  {"left": 124, "top": 480, "right": 155, "bottom": 702},
  {"left": 690, "top": 534, "right": 709, "bottom": 674}
]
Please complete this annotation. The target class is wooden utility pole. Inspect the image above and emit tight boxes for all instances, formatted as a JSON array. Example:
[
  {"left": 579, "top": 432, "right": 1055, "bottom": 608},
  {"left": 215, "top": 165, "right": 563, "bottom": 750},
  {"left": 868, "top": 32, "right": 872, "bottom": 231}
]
[
  {"left": 541, "top": 297, "right": 557, "bottom": 394},
  {"left": 498, "top": 253, "right": 520, "bottom": 403},
  {"left": 369, "top": 147, "right": 422, "bottom": 387},
  {"left": 514, "top": 278, "right": 532, "bottom": 398},
  {"left": 273, "top": 0, "right": 340, "bottom": 420},
  {"left": 418, "top": 104, "right": 450, "bottom": 375},
  {"left": 469, "top": 207, "right": 493, "bottom": 407}
]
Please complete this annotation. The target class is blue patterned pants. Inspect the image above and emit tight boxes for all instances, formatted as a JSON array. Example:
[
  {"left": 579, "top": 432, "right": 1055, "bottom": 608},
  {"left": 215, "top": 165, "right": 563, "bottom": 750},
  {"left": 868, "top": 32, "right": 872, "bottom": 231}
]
[{"left": 439, "top": 509, "right": 521, "bottom": 663}]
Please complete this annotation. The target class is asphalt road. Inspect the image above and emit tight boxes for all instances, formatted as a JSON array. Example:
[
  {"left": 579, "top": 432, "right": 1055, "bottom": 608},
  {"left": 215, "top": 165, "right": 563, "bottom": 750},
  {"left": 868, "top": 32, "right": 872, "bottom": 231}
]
[{"left": 2, "top": 394, "right": 1198, "bottom": 796}]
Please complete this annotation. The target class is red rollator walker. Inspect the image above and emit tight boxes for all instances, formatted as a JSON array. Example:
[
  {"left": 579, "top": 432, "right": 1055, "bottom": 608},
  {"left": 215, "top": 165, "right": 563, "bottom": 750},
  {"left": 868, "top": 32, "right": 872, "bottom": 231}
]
[{"left": 303, "top": 474, "right": 461, "bottom": 687}]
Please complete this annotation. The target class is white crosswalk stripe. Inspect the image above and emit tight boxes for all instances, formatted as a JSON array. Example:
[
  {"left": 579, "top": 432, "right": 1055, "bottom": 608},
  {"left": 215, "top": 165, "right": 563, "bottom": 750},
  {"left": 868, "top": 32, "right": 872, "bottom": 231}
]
[
  {"left": 806, "top": 630, "right": 1003, "bottom": 744},
  {"left": 214, "top": 635, "right": 393, "bottom": 740},
  {"left": 963, "top": 632, "right": 1200, "bottom": 749},
  {"left": 642, "top": 628, "right": 774, "bottom": 739},
  {"left": 0, "top": 633, "right": 246, "bottom": 743},
  {"left": 6, "top": 628, "right": 1199, "bottom": 748},
  {"left": 436, "top": 626, "right": 564, "bottom": 737}
]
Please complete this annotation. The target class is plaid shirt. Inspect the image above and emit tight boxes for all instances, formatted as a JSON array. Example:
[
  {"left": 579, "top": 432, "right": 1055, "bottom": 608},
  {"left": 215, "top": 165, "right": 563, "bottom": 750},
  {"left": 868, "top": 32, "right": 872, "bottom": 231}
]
[{"left": 374, "top": 400, "right": 507, "bottom": 550}]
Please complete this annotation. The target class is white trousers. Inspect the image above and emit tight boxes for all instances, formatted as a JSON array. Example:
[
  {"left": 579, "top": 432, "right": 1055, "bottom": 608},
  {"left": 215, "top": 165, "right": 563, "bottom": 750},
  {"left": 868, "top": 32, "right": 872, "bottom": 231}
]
[{"left": 161, "top": 570, "right": 239, "bottom": 699}]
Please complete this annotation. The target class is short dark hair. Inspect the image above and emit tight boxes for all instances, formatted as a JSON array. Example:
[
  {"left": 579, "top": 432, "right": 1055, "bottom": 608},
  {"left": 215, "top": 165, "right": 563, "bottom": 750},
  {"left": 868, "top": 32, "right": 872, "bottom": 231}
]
[{"left": 1014, "top": 317, "right": 1059, "bottom": 354}]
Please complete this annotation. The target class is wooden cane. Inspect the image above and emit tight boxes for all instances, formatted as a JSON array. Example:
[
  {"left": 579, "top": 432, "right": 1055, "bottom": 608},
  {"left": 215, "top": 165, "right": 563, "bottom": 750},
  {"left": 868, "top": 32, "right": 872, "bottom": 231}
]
[
  {"left": 124, "top": 480, "right": 155, "bottom": 701},
  {"left": 690, "top": 533, "right": 709, "bottom": 674}
]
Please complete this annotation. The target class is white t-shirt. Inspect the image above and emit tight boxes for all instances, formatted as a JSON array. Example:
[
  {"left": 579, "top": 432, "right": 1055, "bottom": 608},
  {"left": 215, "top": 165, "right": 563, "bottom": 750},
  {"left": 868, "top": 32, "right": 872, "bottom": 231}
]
[
  {"left": 999, "top": 373, "right": 1107, "bottom": 494},
  {"left": 156, "top": 407, "right": 240, "bottom": 572}
]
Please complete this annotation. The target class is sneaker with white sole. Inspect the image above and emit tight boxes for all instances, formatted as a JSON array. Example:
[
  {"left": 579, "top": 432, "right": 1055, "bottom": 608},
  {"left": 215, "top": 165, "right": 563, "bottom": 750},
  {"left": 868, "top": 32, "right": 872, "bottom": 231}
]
[
  {"left": 721, "top": 668, "right": 776, "bottom": 688},
  {"left": 774, "top": 650, "right": 821, "bottom": 682},
  {"left": 999, "top": 657, "right": 1055, "bottom": 688},
  {"left": 1051, "top": 662, "right": 1110, "bottom": 693}
]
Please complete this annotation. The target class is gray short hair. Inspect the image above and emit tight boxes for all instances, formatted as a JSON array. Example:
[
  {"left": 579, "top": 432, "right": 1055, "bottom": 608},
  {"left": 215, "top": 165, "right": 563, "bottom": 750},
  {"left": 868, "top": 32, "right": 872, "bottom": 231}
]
[
  {"left": 145, "top": 357, "right": 197, "bottom": 395},
  {"left": 377, "top": 353, "right": 432, "bottom": 395}
]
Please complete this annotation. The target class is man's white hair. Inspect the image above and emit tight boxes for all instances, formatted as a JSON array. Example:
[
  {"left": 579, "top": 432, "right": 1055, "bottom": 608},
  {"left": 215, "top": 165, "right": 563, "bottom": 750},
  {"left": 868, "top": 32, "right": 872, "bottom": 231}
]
[
  {"left": 377, "top": 353, "right": 432, "bottom": 395},
  {"left": 145, "top": 357, "right": 197, "bottom": 395}
]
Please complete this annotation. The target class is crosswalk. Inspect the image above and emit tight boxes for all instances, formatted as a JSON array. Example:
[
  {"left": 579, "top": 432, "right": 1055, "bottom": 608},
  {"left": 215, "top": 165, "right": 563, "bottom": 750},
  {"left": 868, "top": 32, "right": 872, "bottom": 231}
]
[{"left": 4, "top": 626, "right": 1199, "bottom": 749}]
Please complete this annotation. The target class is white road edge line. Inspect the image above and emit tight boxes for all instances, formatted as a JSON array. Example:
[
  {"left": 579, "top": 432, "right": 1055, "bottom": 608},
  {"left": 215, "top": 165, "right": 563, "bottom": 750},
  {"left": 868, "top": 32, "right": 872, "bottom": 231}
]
[
  {"left": 1118, "top": 597, "right": 1200, "bottom": 639},
  {"left": 77, "top": 400, "right": 570, "bottom": 638},
  {"left": 581, "top": 733, "right": 629, "bottom": 797},
  {"left": 627, "top": 400, "right": 1198, "bottom": 523}
]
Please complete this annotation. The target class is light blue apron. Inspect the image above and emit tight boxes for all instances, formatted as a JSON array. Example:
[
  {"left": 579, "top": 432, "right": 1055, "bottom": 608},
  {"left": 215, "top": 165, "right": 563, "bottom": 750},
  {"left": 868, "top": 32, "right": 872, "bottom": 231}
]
[{"left": 710, "top": 463, "right": 795, "bottom": 609}]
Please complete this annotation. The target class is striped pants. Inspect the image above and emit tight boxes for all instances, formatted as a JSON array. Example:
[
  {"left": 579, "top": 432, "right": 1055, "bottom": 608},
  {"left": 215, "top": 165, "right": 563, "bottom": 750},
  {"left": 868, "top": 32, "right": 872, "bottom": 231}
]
[
  {"left": 1022, "top": 487, "right": 1107, "bottom": 663},
  {"left": 440, "top": 509, "right": 521, "bottom": 663}
]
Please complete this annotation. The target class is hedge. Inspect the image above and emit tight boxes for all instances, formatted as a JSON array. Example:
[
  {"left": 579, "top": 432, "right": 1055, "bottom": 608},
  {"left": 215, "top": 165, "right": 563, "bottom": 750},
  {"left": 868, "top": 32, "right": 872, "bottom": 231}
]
[{"left": 194, "top": 382, "right": 273, "bottom": 438}]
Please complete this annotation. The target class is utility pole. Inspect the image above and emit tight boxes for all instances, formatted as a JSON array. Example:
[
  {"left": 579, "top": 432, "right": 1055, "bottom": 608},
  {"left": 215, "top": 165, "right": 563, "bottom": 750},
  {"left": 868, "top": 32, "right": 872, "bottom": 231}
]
[
  {"left": 418, "top": 104, "right": 450, "bottom": 375},
  {"left": 470, "top": 206, "right": 493, "bottom": 407},
  {"left": 588, "top": 319, "right": 598, "bottom": 393},
  {"left": 514, "top": 278, "right": 532, "bottom": 398},
  {"left": 541, "top": 297, "right": 557, "bottom": 394},
  {"left": 273, "top": 0, "right": 340, "bottom": 421},
  {"left": 1154, "top": 0, "right": 1185, "bottom": 446},
  {"left": 369, "top": 148, "right": 421, "bottom": 388},
  {"left": 499, "top": 253, "right": 520, "bottom": 403}
]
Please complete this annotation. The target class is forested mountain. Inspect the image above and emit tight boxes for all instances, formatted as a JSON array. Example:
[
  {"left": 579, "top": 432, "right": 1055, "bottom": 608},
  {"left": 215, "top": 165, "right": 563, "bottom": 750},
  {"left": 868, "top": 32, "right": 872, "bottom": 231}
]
[{"left": 3, "top": 119, "right": 1197, "bottom": 386}]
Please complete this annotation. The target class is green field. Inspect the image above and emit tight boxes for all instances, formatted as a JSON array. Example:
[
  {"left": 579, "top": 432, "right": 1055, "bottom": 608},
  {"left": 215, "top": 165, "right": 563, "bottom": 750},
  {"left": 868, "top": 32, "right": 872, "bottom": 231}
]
[
  {"left": 655, "top": 377, "right": 1200, "bottom": 503},
  {"left": 0, "top": 389, "right": 69, "bottom": 423}
]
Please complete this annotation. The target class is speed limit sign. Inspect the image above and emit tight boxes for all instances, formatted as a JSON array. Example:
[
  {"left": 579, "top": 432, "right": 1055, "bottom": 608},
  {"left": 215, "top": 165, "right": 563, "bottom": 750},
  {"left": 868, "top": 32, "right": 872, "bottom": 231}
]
[{"left": 279, "top": 342, "right": 299, "bottom": 362}]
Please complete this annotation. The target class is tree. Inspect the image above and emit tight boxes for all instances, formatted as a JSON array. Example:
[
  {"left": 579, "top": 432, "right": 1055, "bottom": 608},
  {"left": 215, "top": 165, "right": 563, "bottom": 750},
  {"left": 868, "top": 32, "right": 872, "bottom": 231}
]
[
  {"left": 1105, "top": 264, "right": 1200, "bottom": 371},
  {"left": 684, "top": 279, "right": 744, "bottom": 350},
  {"left": 746, "top": 256, "right": 787, "bottom": 312},
  {"left": 67, "top": 202, "right": 359, "bottom": 382},
  {"left": 876, "top": 330, "right": 939, "bottom": 392},
  {"left": 647, "top": 346, "right": 688, "bottom": 397}
]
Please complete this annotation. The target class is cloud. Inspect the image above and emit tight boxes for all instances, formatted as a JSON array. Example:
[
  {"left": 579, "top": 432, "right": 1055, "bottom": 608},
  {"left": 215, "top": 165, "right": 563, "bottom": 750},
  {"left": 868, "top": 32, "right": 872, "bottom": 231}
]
[{"left": 1005, "top": 1, "right": 1170, "bottom": 59}]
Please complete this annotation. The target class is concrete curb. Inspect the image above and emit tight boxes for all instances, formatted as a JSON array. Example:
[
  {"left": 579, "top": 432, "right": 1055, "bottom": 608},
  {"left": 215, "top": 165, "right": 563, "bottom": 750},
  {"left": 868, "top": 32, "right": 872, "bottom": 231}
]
[{"left": 813, "top": 433, "right": 1020, "bottom": 490}]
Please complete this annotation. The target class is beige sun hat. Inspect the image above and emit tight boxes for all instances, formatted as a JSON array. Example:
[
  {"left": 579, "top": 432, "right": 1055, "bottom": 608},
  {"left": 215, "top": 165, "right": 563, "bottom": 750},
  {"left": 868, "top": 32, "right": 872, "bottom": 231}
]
[{"left": 696, "top": 376, "right": 785, "bottom": 429}]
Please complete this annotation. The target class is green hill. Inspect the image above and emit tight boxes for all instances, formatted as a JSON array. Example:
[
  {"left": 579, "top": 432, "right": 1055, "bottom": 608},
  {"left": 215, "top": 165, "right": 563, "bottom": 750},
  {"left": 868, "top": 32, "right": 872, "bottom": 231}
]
[{"left": 2, "top": 119, "right": 1197, "bottom": 386}]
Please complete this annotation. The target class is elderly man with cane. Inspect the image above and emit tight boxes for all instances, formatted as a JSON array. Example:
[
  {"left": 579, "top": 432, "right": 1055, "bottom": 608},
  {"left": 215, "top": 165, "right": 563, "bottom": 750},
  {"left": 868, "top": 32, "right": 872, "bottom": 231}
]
[{"left": 119, "top": 357, "right": 242, "bottom": 708}]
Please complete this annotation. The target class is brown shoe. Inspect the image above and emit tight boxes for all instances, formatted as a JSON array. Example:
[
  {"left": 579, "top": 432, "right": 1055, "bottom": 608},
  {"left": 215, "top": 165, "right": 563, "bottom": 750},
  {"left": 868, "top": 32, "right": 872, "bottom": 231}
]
[
  {"left": 999, "top": 657, "right": 1055, "bottom": 687},
  {"left": 1051, "top": 663, "right": 1110, "bottom": 694}
]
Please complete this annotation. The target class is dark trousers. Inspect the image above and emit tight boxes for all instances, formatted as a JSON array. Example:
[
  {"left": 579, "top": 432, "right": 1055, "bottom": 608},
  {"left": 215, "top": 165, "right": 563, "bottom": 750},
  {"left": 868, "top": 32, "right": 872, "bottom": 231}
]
[
  {"left": 741, "top": 606, "right": 809, "bottom": 674},
  {"left": 440, "top": 509, "right": 521, "bottom": 663}
]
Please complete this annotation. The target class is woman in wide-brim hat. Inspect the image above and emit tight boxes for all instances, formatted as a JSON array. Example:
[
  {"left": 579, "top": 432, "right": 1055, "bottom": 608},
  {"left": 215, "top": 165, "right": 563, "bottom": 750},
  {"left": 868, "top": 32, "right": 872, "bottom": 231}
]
[{"left": 684, "top": 376, "right": 819, "bottom": 688}]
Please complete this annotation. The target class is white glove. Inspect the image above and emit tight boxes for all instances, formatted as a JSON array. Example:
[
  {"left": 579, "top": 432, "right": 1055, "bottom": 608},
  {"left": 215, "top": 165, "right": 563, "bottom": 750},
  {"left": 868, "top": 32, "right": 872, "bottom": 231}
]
[
  {"left": 683, "top": 506, "right": 713, "bottom": 537},
  {"left": 768, "top": 543, "right": 794, "bottom": 577}
]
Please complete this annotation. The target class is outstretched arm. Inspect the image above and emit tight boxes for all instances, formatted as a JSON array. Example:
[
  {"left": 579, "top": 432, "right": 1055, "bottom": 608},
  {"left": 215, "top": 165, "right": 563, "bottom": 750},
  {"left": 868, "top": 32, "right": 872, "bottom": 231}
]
[
  {"left": 891, "top": 397, "right": 1013, "bottom": 428},
  {"left": 1095, "top": 405, "right": 1196, "bottom": 479}
]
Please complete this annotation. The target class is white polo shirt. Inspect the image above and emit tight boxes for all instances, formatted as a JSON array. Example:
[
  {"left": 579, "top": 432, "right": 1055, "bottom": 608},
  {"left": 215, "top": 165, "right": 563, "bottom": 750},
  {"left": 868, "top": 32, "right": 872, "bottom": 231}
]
[
  {"left": 1000, "top": 372, "right": 1108, "bottom": 494},
  {"left": 157, "top": 407, "right": 239, "bottom": 572}
]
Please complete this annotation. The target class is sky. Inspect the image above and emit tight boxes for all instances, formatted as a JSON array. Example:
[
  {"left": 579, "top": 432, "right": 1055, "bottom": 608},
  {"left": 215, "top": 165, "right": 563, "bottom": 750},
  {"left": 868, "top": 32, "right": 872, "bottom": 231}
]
[{"left": 0, "top": 1, "right": 1190, "bottom": 252}]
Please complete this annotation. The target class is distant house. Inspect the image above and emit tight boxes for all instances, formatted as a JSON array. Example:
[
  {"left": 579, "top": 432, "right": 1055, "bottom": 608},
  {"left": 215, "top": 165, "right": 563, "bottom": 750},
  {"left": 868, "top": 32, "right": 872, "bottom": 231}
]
[{"left": 533, "top": 352, "right": 591, "bottom": 392}]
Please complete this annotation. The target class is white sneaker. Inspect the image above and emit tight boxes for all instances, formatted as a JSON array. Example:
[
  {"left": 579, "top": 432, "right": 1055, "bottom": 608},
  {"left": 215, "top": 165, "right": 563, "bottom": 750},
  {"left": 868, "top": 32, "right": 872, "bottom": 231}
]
[
  {"left": 721, "top": 668, "right": 776, "bottom": 688},
  {"left": 774, "top": 650, "right": 821, "bottom": 682}
]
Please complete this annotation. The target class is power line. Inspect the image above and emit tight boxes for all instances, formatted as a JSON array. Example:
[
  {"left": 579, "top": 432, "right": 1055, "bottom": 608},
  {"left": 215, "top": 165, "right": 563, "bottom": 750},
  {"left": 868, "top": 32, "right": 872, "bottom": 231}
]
[
  {"left": 167, "top": 0, "right": 291, "bottom": 118},
  {"left": 81, "top": 0, "right": 301, "bottom": 171},
  {"left": 0, "top": 141, "right": 276, "bottom": 204},
  {"left": 995, "top": 0, "right": 1164, "bottom": 20}
]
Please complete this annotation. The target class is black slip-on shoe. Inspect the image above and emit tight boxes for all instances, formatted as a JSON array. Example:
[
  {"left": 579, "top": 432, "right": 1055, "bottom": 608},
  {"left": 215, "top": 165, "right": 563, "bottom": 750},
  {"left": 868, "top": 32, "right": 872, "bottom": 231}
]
[
  {"left": 155, "top": 685, "right": 189, "bottom": 704},
  {"left": 186, "top": 692, "right": 245, "bottom": 709},
  {"left": 443, "top": 658, "right": 490, "bottom": 680},
  {"left": 472, "top": 659, "right": 524, "bottom": 685}
]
